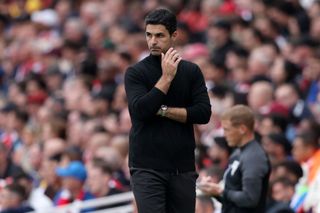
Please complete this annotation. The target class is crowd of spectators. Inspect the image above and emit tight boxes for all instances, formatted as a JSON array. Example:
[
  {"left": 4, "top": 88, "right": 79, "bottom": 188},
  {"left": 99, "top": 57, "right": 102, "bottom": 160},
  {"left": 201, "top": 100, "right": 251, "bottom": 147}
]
[{"left": 0, "top": 0, "right": 319, "bottom": 213}]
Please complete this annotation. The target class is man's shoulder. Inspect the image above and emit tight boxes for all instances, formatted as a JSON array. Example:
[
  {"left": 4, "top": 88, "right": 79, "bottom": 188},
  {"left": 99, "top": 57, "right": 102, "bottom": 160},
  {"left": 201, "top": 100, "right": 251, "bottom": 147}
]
[
  {"left": 179, "top": 59, "right": 198, "bottom": 69},
  {"left": 241, "top": 141, "right": 269, "bottom": 162},
  {"left": 178, "top": 60, "right": 202, "bottom": 78},
  {"left": 126, "top": 56, "right": 150, "bottom": 73}
]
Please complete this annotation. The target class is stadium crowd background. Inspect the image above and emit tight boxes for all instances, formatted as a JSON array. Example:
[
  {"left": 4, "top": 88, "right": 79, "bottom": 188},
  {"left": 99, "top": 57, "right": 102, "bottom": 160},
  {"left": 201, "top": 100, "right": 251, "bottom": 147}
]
[{"left": 0, "top": 0, "right": 319, "bottom": 212}]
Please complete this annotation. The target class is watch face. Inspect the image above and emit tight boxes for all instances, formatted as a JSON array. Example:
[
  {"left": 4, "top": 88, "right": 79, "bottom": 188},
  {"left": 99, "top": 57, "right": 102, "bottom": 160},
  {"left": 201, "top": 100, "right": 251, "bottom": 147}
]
[{"left": 161, "top": 105, "right": 168, "bottom": 111}]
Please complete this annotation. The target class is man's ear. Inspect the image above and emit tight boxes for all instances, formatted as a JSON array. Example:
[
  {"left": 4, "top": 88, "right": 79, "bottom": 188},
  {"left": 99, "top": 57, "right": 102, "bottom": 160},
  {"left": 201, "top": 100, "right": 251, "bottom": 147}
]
[
  {"left": 171, "top": 31, "right": 178, "bottom": 40},
  {"left": 239, "top": 125, "right": 247, "bottom": 135}
]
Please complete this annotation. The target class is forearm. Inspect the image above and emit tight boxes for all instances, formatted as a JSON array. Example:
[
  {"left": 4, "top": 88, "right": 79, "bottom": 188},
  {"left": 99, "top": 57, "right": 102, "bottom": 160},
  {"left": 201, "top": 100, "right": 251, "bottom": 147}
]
[
  {"left": 155, "top": 75, "right": 173, "bottom": 94},
  {"left": 125, "top": 68, "right": 166, "bottom": 120},
  {"left": 163, "top": 107, "right": 187, "bottom": 123}
]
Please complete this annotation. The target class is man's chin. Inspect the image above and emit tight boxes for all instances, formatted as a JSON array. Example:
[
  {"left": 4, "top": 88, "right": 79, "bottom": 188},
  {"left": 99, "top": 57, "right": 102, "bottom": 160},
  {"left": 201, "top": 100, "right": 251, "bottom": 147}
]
[{"left": 150, "top": 49, "right": 162, "bottom": 56}]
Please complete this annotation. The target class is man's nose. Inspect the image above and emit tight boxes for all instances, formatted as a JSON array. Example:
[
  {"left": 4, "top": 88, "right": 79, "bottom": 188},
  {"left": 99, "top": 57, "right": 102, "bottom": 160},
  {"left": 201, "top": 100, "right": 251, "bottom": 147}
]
[{"left": 151, "top": 36, "right": 157, "bottom": 45}]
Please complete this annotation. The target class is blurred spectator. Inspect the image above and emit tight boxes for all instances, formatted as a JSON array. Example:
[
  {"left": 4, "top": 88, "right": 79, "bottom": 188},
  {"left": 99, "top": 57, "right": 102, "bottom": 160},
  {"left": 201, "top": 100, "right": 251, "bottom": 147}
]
[
  {"left": 292, "top": 132, "right": 320, "bottom": 184},
  {"left": 271, "top": 160, "right": 303, "bottom": 185},
  {"left": 1, "top": 106, "right": 28, "bottom": 152},
  {"left": 239, "top": 27, "right": 264, "bottom": 51},
  {"left": 94, "top": 146, "right": 128, "bottom": 189},
  {"left": 275, "top": 84, "right": 312, "bottom": 125},
  {"left": 83, "top": 129, "right": 111, "bottom": 163},
  {"left": 43, "top": 138, "right": 65, "bottom": 160},
  {"left": 247, "top": 81, "right": 274, "bottom": 115},
  {"left": 59, "top": 145, "right": 83, "bottom": 167},
  {"left": 41, "top": 118, "right": 66, "bottom": 142},
  {"left": 0, "top": 183, "right": 34, "bottom": 213},
  {"left": 35, "top": 155, "right": 61, "bottom": 203},
  {"left": 11, "top": 170, "right": 52, "bottom": 211},
  {"left": 225, "top": 45, "right": 249, "bottom": 71},
  {"left": 256, "top": 114, "right": 288, "bottom": 138},
  {"left": 13, "top": 141, "right": 42, "bottom": 182},
  {"left": 53, "top": 161, "right": 95, "bottom": 211},
  {"left": 247, "top": 46, "right": 274, "bottom": 82},
  {"left": 110, "top": 134, "right": 129, "bottom": 159},
  {"left": 86, "top": 157, "right": 126, "bottom": 210},
  {"left": 0, "top": 143, "right": 23, "bottom": 180},
  {"left": 288, "top": 36, "right": 317, "bottom": 68},
  {"left": 207, "top": 136, "right": 232, "bottom": 170},
  {"left": 269, "top": 57, "right": 301, "bottom": 87},
  {"left": 87, "top": 157, "right": 123, "bottom": 197},
  {"left": 291, "top": 131, "right": 320, "bottom": 212},
  {"left": 267, "top": 178, "right": 295, "bottom": 213},
  {"left": 207, "top": 19, "right": 235, "bottom": 63},
  {"left": 262, "top": 133, "right": 292, "bottom": 166},
  {"left": 198, "top": 165, "right": 224, "bottom": 185}
]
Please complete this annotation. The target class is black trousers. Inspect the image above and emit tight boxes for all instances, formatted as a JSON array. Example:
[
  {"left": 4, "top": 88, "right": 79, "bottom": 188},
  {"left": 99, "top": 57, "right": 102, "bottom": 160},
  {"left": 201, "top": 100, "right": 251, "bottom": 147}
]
[{"left": 130, "top": 168, "right": 198, "bottom": 213}]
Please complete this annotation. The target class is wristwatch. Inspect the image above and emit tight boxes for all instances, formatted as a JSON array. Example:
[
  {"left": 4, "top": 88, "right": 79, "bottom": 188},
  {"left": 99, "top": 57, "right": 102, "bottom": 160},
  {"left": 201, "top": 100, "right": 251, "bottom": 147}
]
[{"left": 159, "top": 105, "right": 168, "bottom": 117}]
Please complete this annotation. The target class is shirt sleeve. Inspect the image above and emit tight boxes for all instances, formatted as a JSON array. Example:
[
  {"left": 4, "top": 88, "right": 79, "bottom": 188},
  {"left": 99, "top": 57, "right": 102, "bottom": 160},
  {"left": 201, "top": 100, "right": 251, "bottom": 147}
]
[
  {"left": 223, "top": 148, "right": 269, "bottom": 208},
  {"left": 186, "top": 65, "right": 211, "bottom": 124},
  {"left": 124, "top": 66, "right": 165, "bottom": 121}
]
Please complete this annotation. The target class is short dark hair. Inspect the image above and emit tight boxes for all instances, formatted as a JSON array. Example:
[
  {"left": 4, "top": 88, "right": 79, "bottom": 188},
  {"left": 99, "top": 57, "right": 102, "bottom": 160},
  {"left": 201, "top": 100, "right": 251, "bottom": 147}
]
[
  {"left": 145, "top": 8, "right": 177, "bottom": 35},
  {"left": 92, "top": 157, "right": 114, "bottom": 175},
  {"left": 5, "top": 183, "right": 28, "bottom": 201},
  {"left": 295, "top": 131, "right": 318, "bottom": 148},
  {"left": 276, "top": 160, "right": 303, "bottom": 180}
]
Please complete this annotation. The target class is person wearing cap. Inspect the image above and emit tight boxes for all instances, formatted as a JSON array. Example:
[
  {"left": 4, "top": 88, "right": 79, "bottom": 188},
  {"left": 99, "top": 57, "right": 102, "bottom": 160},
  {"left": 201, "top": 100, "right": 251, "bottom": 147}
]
[
  {"left": 53, "top": 161, "right": 95, "bottom": 212},
  {"left": 124, "top": 8, "right": 211, "bottom": 213}
]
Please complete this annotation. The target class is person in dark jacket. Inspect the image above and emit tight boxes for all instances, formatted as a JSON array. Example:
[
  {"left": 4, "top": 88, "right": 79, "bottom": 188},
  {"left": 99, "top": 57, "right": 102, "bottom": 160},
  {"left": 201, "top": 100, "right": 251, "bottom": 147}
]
[
  {"left": 0, "top": 183, "right": 34, "bottom": 213},
  {"left": 198, "top": 105, "right": 270, "bottom": 213},
  {"left": 124, "top": 8, "right": 211, "bottom": 213}
]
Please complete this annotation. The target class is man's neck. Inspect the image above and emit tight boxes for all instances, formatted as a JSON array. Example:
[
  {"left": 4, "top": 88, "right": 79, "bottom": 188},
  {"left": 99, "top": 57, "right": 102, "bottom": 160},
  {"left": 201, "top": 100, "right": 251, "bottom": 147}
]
[{"left": 239, "top": 133, "right": 255, "bottom": 147}]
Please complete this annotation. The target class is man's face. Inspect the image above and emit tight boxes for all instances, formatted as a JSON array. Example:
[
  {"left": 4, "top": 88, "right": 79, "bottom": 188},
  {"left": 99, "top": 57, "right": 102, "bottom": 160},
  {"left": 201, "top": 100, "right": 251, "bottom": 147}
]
[
  {"left": 221, "top": 119, "right": 242, "bottom": 147},
  {"left": 145, "top": 24, "right": 176, "bottom": 56},
  {"left": 292, "top": 138, "right": 308, "bottom": 163},
  {"left": 87, "top": 167, "right": 110, "bottom": 196},
  {"left": 62, "top": 177, "right": 83, "bottom": 192}
]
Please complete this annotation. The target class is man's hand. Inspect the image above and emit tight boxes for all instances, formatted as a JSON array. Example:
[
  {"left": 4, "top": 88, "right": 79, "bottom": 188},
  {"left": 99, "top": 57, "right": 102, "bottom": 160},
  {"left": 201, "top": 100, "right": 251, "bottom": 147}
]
[
  {"left": 155, "top": 47, "right": 182, "bottom": 94},
  {"left": 197, "top": 176, "right": 223, "bottom": 197},
  {"left": 161, "top": 47, "right": 182, "bottom": 82}
]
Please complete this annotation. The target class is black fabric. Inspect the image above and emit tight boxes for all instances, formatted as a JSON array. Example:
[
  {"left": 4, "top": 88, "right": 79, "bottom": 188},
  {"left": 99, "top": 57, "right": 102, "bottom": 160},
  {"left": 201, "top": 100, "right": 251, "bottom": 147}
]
[
  {"left": 124, "top": 54, "right": 211, "bottom": 172},
  {"left": 221, "top": 140, "right": 271, "bottom": 213},
  {"left": 130, "top": 168, "right": 198, "bottom": 213},
  {"left": 0, "top": 205, "right": 34, "bottom": 213},
  {"left": 0, "top": 159, "right": 24, "bottom": 180}
]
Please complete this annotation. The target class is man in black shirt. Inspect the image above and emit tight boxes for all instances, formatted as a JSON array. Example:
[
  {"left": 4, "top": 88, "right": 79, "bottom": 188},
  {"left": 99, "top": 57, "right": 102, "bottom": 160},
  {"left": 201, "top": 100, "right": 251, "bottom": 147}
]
[
  {"left": 198, "top": 105, "right": 270, "bottom": 213},
  {"left": 124, "top": 8, "right": 211, "bottom": 213}
]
